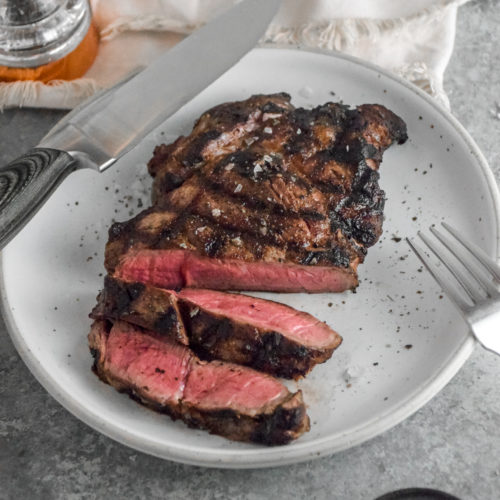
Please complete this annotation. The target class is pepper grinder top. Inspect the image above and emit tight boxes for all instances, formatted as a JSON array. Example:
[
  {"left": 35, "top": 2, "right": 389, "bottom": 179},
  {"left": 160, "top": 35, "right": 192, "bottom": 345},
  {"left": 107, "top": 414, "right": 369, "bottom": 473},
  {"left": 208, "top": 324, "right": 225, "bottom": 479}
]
[{"left": 0, "top": 0, "right": 91, "bottom": 68}]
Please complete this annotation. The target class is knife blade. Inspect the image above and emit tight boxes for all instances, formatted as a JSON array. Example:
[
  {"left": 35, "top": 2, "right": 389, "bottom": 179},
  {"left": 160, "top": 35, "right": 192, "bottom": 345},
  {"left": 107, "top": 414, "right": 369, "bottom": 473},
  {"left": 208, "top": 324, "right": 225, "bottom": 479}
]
[{"left": 0, "top": 0, "right": 282, "bottom": 249}]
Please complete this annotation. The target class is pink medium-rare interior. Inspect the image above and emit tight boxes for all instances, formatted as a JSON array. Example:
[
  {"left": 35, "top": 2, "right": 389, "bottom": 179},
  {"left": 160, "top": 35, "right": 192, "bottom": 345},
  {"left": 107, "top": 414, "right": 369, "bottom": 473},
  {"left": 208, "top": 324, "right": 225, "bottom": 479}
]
[
  {"left": 102, "top": 321, "right": 290, "bottom": 414},
  {"left": 183, "top": 361, "right": 288, "bottom": 414},
  {"left": 178, "top": 288, "right": 339, "bottom": 349},
  {"left": 116, "top": 249, "right": 356, "bottom": 293},
  {"left": 105, "top": 321, "right": 192, "bottom": 404},
  {"left": 116, "top": 250, "right": 185, "bottom": 289}
]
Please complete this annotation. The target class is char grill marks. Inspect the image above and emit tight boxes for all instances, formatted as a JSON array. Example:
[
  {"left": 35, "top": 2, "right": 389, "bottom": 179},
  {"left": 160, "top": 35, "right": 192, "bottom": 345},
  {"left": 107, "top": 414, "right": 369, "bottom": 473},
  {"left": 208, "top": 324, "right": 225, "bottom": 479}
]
[
  {"left": 147, "top": 93, "right": 407, "bottom": 254},
  {"left": 105, "top": 204, "right": 361, "bottom": 277},
  {"left": 106, "top": 94, "right": 406, "bottom": 292}
]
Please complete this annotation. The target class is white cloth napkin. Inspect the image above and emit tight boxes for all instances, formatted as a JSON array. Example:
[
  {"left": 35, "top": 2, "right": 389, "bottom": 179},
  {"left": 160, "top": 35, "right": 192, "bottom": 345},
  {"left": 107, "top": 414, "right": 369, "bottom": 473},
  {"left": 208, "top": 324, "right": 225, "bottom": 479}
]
[{"left": 0, "top": 0, "right": 468, "bottom": 110}]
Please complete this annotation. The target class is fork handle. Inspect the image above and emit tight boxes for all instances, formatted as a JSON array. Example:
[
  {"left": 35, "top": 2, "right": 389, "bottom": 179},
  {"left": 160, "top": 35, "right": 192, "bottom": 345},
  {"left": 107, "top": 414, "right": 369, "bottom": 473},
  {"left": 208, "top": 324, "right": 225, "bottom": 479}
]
[{"left": 0, "top": 148, "right": 77, "bottom": 250}]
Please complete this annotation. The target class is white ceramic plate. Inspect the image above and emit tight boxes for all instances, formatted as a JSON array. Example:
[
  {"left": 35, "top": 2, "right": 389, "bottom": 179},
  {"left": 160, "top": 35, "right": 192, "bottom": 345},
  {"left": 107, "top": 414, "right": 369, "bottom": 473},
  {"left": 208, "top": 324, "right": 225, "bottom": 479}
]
[{"left": 2, "top": 48, "right": 499, "bottom": 468}]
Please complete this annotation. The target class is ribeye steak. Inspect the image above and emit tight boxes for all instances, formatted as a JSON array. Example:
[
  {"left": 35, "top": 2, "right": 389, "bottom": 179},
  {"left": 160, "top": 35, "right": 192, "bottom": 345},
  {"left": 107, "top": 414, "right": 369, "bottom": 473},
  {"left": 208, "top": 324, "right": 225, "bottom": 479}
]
[{"left": 105, "top": 93, "right": 407, "bottom": 292}]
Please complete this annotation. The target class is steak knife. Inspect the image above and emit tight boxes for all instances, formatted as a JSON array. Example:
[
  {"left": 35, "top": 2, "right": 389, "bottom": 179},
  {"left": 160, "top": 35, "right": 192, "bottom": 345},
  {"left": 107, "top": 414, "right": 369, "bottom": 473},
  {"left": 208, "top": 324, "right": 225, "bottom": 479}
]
[{"left": 0, "top": 0, "right": 282, "bottom": 249}]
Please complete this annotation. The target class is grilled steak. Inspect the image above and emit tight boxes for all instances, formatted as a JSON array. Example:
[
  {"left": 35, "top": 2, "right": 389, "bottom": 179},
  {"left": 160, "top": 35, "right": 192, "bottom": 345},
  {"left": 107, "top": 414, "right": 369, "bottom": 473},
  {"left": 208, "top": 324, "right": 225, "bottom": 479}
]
[
  {"left": 89, "top": 320, "right": 310, "bottom": 444},
  {"left": 91, "top": 276, "right": 342, "bottom": 378},
  {"left": 91, "top": 276, "right": 190, "bottom": 345},
  {"left": 105, "top": 93, "right": 407, "bottom": 292}
]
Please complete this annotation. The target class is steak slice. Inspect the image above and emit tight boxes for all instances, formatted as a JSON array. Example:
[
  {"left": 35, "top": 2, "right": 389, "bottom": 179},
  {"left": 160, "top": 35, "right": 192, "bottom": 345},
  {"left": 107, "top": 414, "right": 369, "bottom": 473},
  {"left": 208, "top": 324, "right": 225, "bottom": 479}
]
[
  {"left": 91, "top": 277, "right": 189, "bottom": 345},
  {"left": 105, "top": 205, "right": 361, "bottom": 292},
  {"left": 89, "top": 320, "right": 310, "bottom": 444},
  {"left": 112, "top": 248, "right": 357, "bottom": 293},
  {"left": 105, "top": 93, "right": 407, "bottom": 293},
  {"left": 91, "top": 277, "right": 342, "bottom": 378}
]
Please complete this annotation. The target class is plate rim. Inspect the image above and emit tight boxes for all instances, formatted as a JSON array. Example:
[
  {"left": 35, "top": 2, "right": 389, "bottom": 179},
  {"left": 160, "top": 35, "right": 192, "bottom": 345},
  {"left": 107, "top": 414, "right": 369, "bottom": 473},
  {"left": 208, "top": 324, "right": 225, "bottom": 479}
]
[{"left": 1, "top": 45, "right": 499, "bottom": 469}]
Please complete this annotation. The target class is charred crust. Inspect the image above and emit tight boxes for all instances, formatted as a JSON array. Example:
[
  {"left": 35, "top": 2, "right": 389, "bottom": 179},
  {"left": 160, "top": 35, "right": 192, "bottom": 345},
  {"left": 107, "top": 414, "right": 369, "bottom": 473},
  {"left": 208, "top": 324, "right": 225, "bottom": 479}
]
[
  {"left": 182, "top": 304, "right": 337, "bottom": 379},
  {"left": 114, "top": 386, "right": 183, "bottom": 422},
  {"left": 351, "top": 214, "right": 383, "bottom": 247},
  {"left": 91, "top": 279, "right": 187, "bottom": 343},
  {"left": 153, "top": 171, "right": 185, "bottom": 199},
  {"left": 113, "top": 277, "right": 144, "bottom": 310},
  {"left": 335, "top": 139, "right": 379, "bottom": 165},
  {"left": 250, "top": 393, "right": 310, "bottom": 445},
  {"left": 147, "top": 143, "right": 177, "bottom": 177},
  {"left": 127, "top": 281, "right": 146, "bottom": 300},
  {"left": 181, "top": 130, "right": 220, "bottom": 168},
  {"left": 184, "top": 313, "right": 233, "bottom": 358},
  {"left": 181, "top": 393, "right": 309, "bottom": 445},
  {"left": 199, "top": 174, "right": 325, "bottom": 223},
  {"left": 108, "top": 220, "right": 128, "bottom": 241},
  {"left": 89, "top": 347, "right": 100, "bottom": 374},
  {"left": 261, "top": 93, "right": 291, "bottom": 113},
  {"left": 300, "top": 251, "right": 317, "bottom": 265},
  {"left": 218, "top": 151, "right": 256, "bottom": 176},
  {"left": 301, "top": 246, "right": 352, "bottom": 269},
  {"left": 329, "top": 209, "right": 381, "bottom": 249},
  {"left": 105, "top": 206, "right": 359, "bottom": 274},
  {"left": 91, "top": 277, "right": 145, "bottom": 318},
  {"left": 302, "top": 210, "right": 325, "bottom": 221},
  {"left": 154, "top": 306, "right": 180, "bottom": 335},
  {"left": 88, "top": 320, "right": 112, "bottom": 376},
  {"left": 368, "top": 104, "right": 408, "bottom": 145},
  {"left": 204, "top": 236, "right": 225, "bottom": 258},
  {"left": 206, "top": 103, "right": 252, "bottom": 128},
  {"left": 351, "top": 162, "right": 381, "bottom": 197},
  {"left": 251, "top": 332, "right": 319, "bottom": 379},
  {"left": 323, "top": 247, "right": 353, "bottom": 268}
]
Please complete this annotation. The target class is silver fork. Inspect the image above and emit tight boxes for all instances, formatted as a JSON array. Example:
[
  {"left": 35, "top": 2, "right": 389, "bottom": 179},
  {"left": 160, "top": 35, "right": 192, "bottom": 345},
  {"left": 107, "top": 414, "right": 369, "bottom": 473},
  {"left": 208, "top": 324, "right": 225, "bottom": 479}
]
[{"left": 407, "top": 222, "right": 500, "bottom": 355}]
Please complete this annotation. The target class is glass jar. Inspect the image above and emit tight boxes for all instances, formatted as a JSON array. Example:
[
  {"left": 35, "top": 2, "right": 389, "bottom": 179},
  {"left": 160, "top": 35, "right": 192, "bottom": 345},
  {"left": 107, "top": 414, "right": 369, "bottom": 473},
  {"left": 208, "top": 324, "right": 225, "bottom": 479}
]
[{"left": 0, "top": 0, "right": 92, "bottom": 68}]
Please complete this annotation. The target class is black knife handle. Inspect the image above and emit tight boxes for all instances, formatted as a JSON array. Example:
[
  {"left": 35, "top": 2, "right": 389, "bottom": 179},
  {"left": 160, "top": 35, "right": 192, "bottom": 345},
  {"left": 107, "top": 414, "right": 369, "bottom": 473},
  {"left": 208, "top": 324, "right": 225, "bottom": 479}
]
[{"left": 0, "top": 148, "right": 78, "bottom": 249}]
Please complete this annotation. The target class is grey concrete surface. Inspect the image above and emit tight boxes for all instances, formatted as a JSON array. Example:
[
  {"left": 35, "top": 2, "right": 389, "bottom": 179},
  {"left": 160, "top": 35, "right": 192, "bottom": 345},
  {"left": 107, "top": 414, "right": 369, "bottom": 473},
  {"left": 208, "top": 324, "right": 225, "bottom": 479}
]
[{"left": 1, "top": 1, "right": 500, "bottom": 499}]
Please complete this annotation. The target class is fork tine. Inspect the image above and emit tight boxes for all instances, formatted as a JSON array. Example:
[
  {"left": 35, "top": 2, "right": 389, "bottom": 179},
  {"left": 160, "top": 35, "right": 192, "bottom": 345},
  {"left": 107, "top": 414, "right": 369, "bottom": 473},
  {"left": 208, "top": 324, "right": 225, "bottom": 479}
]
[
  {"left": 442, "top": 222, "right": 500, "bottom": 282},
  {"left": 417, "top": 231, "right": 485, "bottom": 303},
  {"left": 406, "top": 237, "right": 472, "bottom": 311},
  {"left": 431, "top": 225, "right": 499, "bottom": 298}
]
